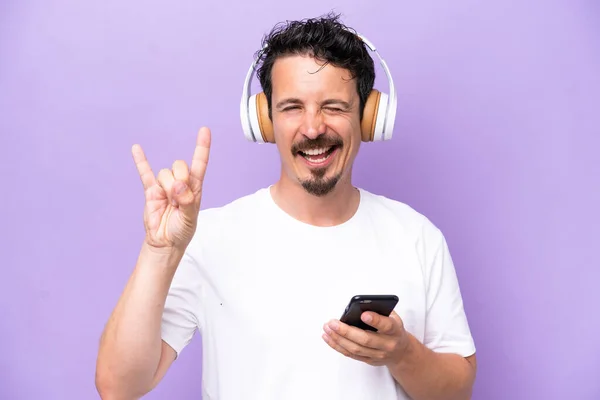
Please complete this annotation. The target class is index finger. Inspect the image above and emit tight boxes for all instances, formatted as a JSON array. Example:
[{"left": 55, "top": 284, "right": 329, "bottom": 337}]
[
  {"left": 189, "top": 127, "right": 211, "bottom": 187},
  {"left": 131, "top": 144, "right": 156, "bottom": 190}
]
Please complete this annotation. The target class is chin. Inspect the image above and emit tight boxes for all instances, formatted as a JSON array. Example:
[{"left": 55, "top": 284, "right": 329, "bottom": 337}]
[
  {"left": 300, "top": 176, "right": 341, "bottom": 197},
  {"left": 294, "top": 166, "right": 344, "bottom": 197}
]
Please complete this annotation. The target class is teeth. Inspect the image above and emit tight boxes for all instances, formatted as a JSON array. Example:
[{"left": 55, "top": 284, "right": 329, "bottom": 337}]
[
  {"left": 307, "top": 155, "right": 328, "bottom": 163},
  {"left": 303, "top": 147, "right": 331, "bottom": 156},
  {"left": 302, "top": 152, "right": 332, "bottom": 163}
]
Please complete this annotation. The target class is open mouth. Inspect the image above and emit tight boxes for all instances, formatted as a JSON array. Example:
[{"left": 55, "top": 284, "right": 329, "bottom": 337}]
[{"left": 297, "top": 145, "right": 339, "bottom": 166}]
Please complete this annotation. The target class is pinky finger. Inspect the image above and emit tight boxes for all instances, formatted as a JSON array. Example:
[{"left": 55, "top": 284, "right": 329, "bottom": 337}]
[{"left": 132, "top": 144, "right": 156, "bottom": 190}]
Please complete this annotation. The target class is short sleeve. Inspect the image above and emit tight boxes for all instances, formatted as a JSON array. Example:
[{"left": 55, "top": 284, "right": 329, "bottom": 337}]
[
  {"left": 419, "top": 223, "right": 476, "bottom": 357},
  {"left": 161, "top": 246, "right": 203, "bottom": 358}
]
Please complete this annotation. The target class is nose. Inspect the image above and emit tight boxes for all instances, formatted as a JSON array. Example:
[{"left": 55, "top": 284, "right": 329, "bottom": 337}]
[{"left": 300, "top": 109, "right": 326, "bottom": 139}]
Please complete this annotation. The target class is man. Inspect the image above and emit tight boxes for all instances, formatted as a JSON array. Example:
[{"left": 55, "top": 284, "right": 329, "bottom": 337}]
[{"left": 95, "top": 13, "right": 477, "bottom": 400}]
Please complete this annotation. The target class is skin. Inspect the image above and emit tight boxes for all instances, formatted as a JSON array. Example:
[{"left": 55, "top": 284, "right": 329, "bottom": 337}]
[
  {"left": 94, "top": 53, "right": 476, "bottom": 400},
  {"left": 95, "top": 128, "right": 211, "bottom": 399},
  {"left": 268, "top": 54, "right": 363, "bottom": 227}
]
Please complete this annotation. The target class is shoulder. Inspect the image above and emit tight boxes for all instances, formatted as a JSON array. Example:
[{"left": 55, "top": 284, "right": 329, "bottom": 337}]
[
  {"left": 358, "top": 189, "right": 448, "bottom": 267},
  {"left": 359, "top": 188, "right": 443, "bottom": 240}
]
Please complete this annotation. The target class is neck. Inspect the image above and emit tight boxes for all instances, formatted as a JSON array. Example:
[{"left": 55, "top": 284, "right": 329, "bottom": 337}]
[{"left": 270, "top": 173, "right": 360, "bottom": 227}]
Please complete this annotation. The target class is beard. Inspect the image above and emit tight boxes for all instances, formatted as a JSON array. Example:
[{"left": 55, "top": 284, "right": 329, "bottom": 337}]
[
  {"left": 300, "top": 170, "right": 342, "bottom": 197},
  {"left": 291, "top": 134, "right": 344, "bottom": 197}
]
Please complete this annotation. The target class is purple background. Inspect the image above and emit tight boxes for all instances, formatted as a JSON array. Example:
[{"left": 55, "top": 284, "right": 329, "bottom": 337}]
[{"left": 1, "top": 0, "right": 599, "bottom": 399}]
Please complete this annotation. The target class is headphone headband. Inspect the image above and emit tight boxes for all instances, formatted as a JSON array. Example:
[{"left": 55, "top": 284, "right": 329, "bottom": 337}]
[{"left": 240, "top": 30, "right": 397, "bottom": 143}]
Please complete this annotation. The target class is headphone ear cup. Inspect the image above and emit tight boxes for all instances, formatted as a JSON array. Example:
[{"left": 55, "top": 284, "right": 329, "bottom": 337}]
[
  {"left": 255, "top": 92, "right": 275, "bottom": 143},
  {"left": 361, "top": 90, "right": 381, "bottom": 142},
  {"left": 373, "top": 92, "right": 388, "bottom": 141},
  {"left": 247, "top": 93, "right": 260, "bottom": 143},
  {"left": 360, "top": 90, "right": 389, "bottom": 142}
]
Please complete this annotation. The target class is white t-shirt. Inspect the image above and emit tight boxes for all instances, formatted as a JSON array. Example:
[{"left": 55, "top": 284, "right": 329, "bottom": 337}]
[{"left": 161, "top": 187, "right": 476, "bottom": 400}]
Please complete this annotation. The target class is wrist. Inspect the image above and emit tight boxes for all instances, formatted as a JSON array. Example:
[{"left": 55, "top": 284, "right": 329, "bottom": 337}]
[
  {"left": 139, "top": 241, "right": 186, "bottom": 271},
  {"left": 389, "top": 332, "right": 421, "bottom": 373}
]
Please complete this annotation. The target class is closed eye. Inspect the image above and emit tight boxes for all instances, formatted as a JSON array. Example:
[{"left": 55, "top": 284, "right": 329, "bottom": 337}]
[{"left": 279, "top": 105, "right": 349, "bottom": 113}]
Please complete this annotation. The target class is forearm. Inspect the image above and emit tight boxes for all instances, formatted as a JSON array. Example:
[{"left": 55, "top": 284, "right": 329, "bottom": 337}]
[
  {"left": 95, "top": 243, "right": 184, "bottom": 398},
  {"left": 388, "top": 333, "right": 476, "bottom": 400}
]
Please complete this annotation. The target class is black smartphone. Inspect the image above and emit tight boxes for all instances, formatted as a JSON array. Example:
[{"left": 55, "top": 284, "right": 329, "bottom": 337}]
[{"left": 339, "top": 294, "right": 399, "bottom": 332}]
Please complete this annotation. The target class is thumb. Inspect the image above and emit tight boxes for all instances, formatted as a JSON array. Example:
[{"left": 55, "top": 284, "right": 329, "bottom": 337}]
[
  {"left": 172, "top": 180, "right": 197, "bottom": 214},
  {"left": 389, "top": 311, "right": 405, "bottom": 330}
]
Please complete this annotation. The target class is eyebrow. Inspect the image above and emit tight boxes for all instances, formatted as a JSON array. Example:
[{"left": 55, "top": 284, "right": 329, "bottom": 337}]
[
  {"left": 275, "top": 98, "right": 353, "bottom": 109},
  {"left": 275, "top": 98, "right": 303, "bottom": 109}
]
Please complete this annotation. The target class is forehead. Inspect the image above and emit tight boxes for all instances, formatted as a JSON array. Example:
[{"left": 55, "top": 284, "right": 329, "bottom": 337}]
[{"left": 270, "top": 54, "right": 357, "bottom": 100}]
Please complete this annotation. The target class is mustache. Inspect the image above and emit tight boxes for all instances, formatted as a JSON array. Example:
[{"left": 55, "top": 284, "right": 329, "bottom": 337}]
[{"left": 291, "top": 135, "right": 343, "bottom": 154}]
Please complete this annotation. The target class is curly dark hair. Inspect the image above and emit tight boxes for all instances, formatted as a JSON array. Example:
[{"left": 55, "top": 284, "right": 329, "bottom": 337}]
[{"left": 255, "top": 12, "right": 376, "bottom": 121}]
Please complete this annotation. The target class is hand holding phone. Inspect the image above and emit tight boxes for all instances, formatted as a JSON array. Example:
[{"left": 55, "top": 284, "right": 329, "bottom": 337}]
[{"left": 339, "top": 294, "right": 399, "bottom": 332}]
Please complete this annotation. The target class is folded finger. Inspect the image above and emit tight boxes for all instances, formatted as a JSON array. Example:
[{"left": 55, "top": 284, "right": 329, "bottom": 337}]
[
  {"left": 322, "top": 333, "right": 372, "bottom": 362},
  {"left": 157, "top": 168, "right": 175, "bottom": 203},
  {"left": 328, "top": 320, "right": 385, "bottom": 350},
  {"left": 323, "top": 325, "right": 385, "bottom": 359},
  {"left": 172, "top": 160, "right": 190, "bottom": 182}
]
